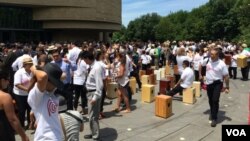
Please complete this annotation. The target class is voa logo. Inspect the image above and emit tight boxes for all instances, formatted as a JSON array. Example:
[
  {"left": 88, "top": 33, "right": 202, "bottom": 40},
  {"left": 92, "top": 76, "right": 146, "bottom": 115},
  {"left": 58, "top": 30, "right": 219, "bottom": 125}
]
[{"left": 226, "top": 129, "right": 246, "bottom": 136}]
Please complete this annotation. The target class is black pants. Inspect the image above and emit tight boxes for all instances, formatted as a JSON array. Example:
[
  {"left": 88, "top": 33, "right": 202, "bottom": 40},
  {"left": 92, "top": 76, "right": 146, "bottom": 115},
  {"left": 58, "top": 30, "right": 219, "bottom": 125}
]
[
  {"left": 130, "top": 68, "right": 142, "bottom": 89},
  {"left": 207, "top": 81, "right": 222, "bottom": 120},
  {"left": 73, "top": 84, "right": 87, "bottom": 110},
  {"left": 194, "top": 70, "right": 199, "bottom": 81},
  {"left": 100, "top": 87, "right": 106, "bottom": 112},
  {"left": 241, "top": 62, "right": 250, "bottom": 80},
  {"left": 126, "top": 82, "right": 132, "bottom": 101},
  {"left": 175, "top": 74, "right": 181, "bottom": 83},
  {"left": 228, "top": 67, "right": 237, "bottom": 79},
  {"left": 166, "top": 84, "right": 184, "bottom": 97},
  {"left": 56, "top": 83, "right": 73, "bottom": 110},
  {"left": 142, "top": 64, "right": 148, "bottom": 71},
  {"left": 14, "top": 95, "right": 31, "bottom": 127}
]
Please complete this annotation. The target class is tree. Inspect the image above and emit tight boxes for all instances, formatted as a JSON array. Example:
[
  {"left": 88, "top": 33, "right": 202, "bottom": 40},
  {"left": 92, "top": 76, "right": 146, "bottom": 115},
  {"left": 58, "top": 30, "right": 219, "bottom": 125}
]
[
  {"left": 112, "top": 25, "right": 127, "bottom": 42},
  {"left": 126, "top": 13, "right": 161, "bottom": 41}
]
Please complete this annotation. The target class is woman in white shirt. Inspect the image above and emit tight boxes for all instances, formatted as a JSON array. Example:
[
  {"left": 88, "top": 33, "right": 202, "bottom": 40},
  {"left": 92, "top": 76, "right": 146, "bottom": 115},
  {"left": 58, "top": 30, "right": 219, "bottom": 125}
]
[
  {"left": 176, "top": 48, "right": 192, "bottom": 83},
  {"left": 193, "top": 48, "right": 203, "bottom": 81},
  {"left": 114, "top": 53, "right": 131, "bottom": 113},
  {"left": 228, "top": 51, "right": 238, "bottom": 79},
  {"left": 13, "top": 57, "right": 33, "bottom": 128},
  {"left": 140, "top": 50, "right": 149, "bottom": 70},
  {"left": 73, "top": 52, "right": 88, "bottom": 113}
]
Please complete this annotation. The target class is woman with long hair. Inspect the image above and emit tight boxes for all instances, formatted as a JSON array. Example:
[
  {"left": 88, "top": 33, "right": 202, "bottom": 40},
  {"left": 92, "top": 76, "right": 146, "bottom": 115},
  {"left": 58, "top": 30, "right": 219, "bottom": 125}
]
[{"left": 114, "top": 53, "right": 131, "bottom": 113}]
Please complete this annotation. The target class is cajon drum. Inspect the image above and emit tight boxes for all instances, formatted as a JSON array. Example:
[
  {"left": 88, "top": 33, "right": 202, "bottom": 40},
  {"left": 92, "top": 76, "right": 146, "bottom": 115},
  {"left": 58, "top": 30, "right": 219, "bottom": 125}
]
[
  {"left": 224, "top": 54, "right": 231, "bottom": 65},
  {"left": 165, "top": 65, "right": 171, "bottom": 75},
  {"left": 166, "top": 75, "right": 175, "bottom": 88},
  {"left": 154, "top": 70, "right": 161, "bottom": 81},
  {"left": 159, "top": 78, "right": 171, "bottom": 94},
  {"left": 106, "top": 82, "right": 118, "bottom": 99},
  {"left": 129, "top": 77, "right": 137, "bottom": 95},
  {"left": 155, "top": 95, "right": 172, "bottom": 118},
  {"left": 192, "top": 81, "right": 201, "bottom": 97},
  {"left": 183, "top": 87, "right": 196, "bottom": 104},
  {"left": 141, "top": 75, "right": 150, "bottom": 84},
  {"left": 146, "top": 68, "right": 154, "bottom": 75},
  {"left": 160, "top": 68, "right": 166, "bottom": 78},
  {"left": 237, "top": 55, "right": 247, "bottom": 68},
  {"left": 141, "top": 84, "right": 155, "bottom": 103},
  {"left": 149, "top": 74, "right": 156, "bottom": 85},
  {"left": 139, "top": 70, "right": 146, "bottom": 79},
  {"left": 173, "top": 65, "right": 179, "bottom": 74}
]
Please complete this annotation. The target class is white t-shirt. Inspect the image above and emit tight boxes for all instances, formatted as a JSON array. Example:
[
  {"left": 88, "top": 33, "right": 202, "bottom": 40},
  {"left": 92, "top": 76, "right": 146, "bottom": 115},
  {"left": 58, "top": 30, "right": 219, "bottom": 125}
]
[
  {"left": 149, "top": 48, "right": 155, "bottom": 56},
  {"left": 201, "top": 56, "right": 210, "bottom": 67},
  {"left": 97, "top": 61, "right": 107, "bottom": 80},
  {"left": 180, "top": 67, "right": 194, "bottom": 88},
  {"left": 28, "top": 84, "right": 63, "bottom": 141},
  {"left": 193, "top": 53, "right": 202, "bottom": 71},
  {"left": 172, "top": 45, "right": 178, "bottom": 55},
  {"left": 231, "top": 54, "right": 238, "bottom": 67},
  {"left": 205, "top": 59, "right": 228, "bottom": 85},
  {"left": 146, "top": 55, "right": 152, "bottom": 63},
  {"left": 146, "top": 47, "right": 151, "bottom": 53},
  {"left": 13, "top": 68, "right": 33, "bottom": 96},
  {"left": 73, "top": 59, "right": 87, "bottom": 85},
  {"left": 141, "top": 54, "right": 148, "bottom": 65},
  {"left": 68, "top": 47, "right": 81, "bottom": 64},
  {"left": 176, "top": 55, "right": 192, "bottom": 75}
]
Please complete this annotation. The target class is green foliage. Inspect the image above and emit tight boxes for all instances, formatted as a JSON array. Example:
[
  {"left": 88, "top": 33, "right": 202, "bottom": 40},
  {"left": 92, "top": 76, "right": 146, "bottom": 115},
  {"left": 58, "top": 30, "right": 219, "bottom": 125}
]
[
  {"left": 125, "top": 13, "right": 161, "bottom": 42},
  {"left": 115, "top": 0, "right": 250, "bottom": 44},
  {"left": 112, "top": 25, "right": 127, "bottom": 43}
]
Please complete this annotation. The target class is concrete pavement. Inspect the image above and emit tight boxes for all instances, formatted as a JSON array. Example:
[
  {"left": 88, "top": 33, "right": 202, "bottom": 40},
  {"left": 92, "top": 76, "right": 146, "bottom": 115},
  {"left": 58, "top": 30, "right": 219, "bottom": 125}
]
[{"left": 16, "top": 69, "right": 249, "bottom": 141}]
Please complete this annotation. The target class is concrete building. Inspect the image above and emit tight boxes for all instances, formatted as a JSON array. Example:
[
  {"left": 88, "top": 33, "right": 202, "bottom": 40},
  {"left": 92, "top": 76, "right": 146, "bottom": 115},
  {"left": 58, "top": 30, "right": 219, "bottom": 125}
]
[{"left": 0, "top": 0, "right": 121, "bottom": 42}]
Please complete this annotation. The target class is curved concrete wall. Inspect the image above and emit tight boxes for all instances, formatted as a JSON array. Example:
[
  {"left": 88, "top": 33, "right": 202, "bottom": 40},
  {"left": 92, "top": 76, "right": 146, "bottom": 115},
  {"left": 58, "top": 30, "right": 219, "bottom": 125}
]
[{"left": 0, "top": 0, "right": 121, "bottom": 30}]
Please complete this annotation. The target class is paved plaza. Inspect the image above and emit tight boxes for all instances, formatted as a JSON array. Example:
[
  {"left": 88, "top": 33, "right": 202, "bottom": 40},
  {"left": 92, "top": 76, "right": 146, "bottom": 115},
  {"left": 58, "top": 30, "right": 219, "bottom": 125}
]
[{"left": 16, "top": 68, "right": 249, "bottom": 141}]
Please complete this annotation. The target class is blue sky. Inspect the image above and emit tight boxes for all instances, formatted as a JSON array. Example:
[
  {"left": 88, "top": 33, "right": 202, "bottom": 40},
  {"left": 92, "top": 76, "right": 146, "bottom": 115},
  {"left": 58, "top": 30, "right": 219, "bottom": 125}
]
[{"left": 122, "top": 0, "right": 209, "bottom": 26}]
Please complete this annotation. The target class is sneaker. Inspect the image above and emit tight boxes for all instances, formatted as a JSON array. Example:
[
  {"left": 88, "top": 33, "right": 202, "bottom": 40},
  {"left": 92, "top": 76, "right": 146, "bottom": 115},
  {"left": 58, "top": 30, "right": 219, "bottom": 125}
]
[
  {"left": 211, "top": 120, "right": 217, "bottom": 127},
  {"left": 84, "top": 134, "right": 92, "bottom": 139},
  {"left": 208, "top": 115, "right": 212, "bottom": 123}
]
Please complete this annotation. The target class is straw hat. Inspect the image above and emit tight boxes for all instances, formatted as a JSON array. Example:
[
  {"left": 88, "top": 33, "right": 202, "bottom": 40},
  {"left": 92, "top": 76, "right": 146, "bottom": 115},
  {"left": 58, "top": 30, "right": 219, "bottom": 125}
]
[
  {"left": 242, "top": 43, "right": 247, "bottom": 48},
  {"left": 22, "top": 57, "right": 33, "bottom": 65}
]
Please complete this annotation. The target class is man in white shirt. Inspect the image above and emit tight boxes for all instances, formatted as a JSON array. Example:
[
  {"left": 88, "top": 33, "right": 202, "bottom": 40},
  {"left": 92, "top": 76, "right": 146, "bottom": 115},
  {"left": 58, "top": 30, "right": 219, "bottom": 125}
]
[
  {"left": 28, "top": 63, "right": 64, "bottom": 141},
  {"left": 83, "top": 51, "right": 103, "bottom": 141},
  {"left": 67, "top": 42, "right": 82, "bottom": 65},
  {"left": 166, "top": 60, "right": 194, "bottom": 96},
  {"left": 205, "top": 48, "right": 229, "bottom": 127}
]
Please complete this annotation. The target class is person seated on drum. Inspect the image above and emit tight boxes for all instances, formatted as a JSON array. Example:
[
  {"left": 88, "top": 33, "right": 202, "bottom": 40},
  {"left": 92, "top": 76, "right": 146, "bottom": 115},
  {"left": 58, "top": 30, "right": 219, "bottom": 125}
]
[{"left": 166, "top": 60, "right": 194, "bottom": 97}]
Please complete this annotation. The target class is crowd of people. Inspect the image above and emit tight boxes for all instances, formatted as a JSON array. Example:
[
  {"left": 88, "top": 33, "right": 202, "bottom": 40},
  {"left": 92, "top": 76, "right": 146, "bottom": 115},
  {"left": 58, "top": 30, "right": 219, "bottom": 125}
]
[{"left": 0, "top": 40, "right": 248, "bottom": 140}]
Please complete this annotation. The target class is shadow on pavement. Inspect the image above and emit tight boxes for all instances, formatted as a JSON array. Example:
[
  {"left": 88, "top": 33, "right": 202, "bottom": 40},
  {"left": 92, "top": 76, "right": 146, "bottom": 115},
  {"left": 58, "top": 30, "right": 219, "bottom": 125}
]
[
  {"left": 203, "top": 109, "right": 232, "bottom": 123},
  {"left": 100, "top": 127, "right": 118, "bottom": 141}
]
